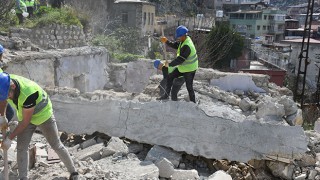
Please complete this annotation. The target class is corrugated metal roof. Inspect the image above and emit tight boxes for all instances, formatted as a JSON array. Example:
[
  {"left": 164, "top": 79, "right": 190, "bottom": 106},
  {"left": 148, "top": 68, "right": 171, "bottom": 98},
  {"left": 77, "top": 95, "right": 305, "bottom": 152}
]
[{"left": 281, "top": 38, "right": 320, "bottom": 44}]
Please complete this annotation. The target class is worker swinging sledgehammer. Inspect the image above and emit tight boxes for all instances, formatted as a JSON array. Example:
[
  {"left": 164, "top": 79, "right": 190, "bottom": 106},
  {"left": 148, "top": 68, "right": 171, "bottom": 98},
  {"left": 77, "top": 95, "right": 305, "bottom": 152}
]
[{"left": 157, "top": 25, "right": 198, "bottom": 103}]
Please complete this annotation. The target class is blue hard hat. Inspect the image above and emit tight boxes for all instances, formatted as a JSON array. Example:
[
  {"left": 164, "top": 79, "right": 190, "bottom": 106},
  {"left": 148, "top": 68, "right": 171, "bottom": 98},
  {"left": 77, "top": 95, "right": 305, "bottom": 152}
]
[
  {"left": 175, "top": 25, "right": 188, "bottom": 39},
  {"left": 0, "top": 44, "right": 4, "bottom": 54},
  {"left": 153, "top": 59, "right": 161, "bottom": 69},
  {"left": 0, "top": 72, "right": 10, "bottom": 101}
]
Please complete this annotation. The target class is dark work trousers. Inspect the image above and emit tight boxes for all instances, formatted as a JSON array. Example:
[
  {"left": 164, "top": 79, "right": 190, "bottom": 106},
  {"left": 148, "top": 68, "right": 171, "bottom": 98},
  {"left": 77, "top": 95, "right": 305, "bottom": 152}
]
[
  {"left": 165, "top": 68, "right": 196, "bottom": 103},
  {"left": 27, "top": 7, "right": 34, "bottom": 17},
  {"left": 159, "top": 77, "right": 185, "bottom": 101},
  {"left": 16, "top": 13, "right": 24, "bottom": 24}
]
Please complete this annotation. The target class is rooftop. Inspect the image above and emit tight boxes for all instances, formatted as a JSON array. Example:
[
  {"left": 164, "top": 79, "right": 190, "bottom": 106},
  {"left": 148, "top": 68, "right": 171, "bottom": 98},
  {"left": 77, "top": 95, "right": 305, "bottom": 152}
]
[{"left": 281, "top": 38, "right": 320, "bottom": 44}]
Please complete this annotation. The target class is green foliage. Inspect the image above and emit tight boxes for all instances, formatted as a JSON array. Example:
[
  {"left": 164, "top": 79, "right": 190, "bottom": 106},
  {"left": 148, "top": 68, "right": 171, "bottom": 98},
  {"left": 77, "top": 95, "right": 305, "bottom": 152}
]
[
  {"left": 34, "top": 6, "right": 54, "bottom": 17},
  {"left": 92, "top": 35, "right": 122, "bottom": 53},
  {"left": 112, "top": 53, "right": 143, "bottom": 63},
  {"left": 0, "top": 0, "right": 18, "bottom": 31},
  {"left": 147, "top": 41, "right": 162, "bottom": 59},
  {"left": 22, "top": 6, "right": 82, "bottom": 28},
  {"left": 0, "top": 0, "right": 15, "bottom": 18},
  {"left": 35, "top": 6, "right": 81, "bottom": 27},
  {"left": 0, "top": 11, "right": 18, "bottom": 32},
  {"left": 203, "top": 22, "right": 244, "bottom": 69},
  {"left": 111, "top": 27, "right": 142, "bottom": 54},
  {"left": 92, "top": 27, "right": 144, "bottom": 63}
]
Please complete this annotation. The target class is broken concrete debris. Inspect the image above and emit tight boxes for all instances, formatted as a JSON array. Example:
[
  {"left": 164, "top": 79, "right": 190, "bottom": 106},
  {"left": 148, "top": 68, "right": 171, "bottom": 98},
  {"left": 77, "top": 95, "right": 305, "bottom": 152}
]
[
  {"left": 0, "top": 132, "right": 318, "bottom": 180},
  {"left": 0, "top": 39, "right": 318, "bottom": 179}
]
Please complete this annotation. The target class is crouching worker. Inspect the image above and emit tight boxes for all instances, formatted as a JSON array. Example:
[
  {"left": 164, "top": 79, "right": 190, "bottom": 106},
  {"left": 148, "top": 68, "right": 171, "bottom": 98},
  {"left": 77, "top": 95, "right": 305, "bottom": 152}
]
[
  {"left": 0, "top": 73, "right": 80, "bottom": 180},
  {"left": 154, "top": 59, "right": 185, "bottom": 101}
]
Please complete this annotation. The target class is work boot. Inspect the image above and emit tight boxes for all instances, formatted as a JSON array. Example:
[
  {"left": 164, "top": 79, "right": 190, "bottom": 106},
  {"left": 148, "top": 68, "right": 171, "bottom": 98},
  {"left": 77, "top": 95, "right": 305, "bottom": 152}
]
[
  {"left": 156, "top": 95, "right": 169, "bottom": 100},
  {"left": 69, "top": 172, "right": 80, "bottom": 180}
]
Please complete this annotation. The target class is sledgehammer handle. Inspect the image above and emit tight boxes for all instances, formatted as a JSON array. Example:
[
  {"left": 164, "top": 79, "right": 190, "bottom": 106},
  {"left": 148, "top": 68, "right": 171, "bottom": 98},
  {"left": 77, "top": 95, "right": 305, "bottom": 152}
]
[
  {"left": 161, "top": 27, "right": 167, "bottom": 63},
  {"left": 2, "top": 127, "right": 8, "bottom": 180}
]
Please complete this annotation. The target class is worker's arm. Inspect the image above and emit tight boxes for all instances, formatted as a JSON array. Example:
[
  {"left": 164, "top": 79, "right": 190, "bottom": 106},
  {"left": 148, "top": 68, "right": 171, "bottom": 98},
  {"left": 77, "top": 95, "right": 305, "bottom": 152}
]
[
  {"left": 8, "top": 107, "right": 34, "bottom": 140},
  {"left": 169, "top": 45, "right": 191, "bottom": 67},
  {"left": 160, "top": 37, "right": 180, "bottom": 49},
  {"left": 0, "top": 100, "right": 7, "bottom": 116},
  {"left": 166, "top": 40, "right": 180, "bottom": 49},
  {"left": 8, "top": 91, "right": 39, "bottom": 140},
  {"left": 162, "top": 66, "right": 169, "bottom": 78}
]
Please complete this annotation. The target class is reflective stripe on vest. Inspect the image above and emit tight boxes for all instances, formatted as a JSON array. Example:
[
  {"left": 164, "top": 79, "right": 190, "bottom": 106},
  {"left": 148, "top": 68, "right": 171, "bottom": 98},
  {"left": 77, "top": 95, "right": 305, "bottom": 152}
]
[
  {"left": 176, "top": 36, "right": 198, "bottom": 73},
  {"left": 25, "top": 0, "right": 35, "bottom": 7},
  {"left": 7, "top": 74, "right": 53, "bottom": 125}
]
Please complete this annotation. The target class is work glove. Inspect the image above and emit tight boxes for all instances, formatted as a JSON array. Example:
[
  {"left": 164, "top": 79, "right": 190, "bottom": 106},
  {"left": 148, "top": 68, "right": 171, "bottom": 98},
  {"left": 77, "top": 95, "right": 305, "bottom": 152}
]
[
  {"left": 2, "top": 137, "right": 12, "bottom": 150},
  {"left": 164, "top": 60, "right": 169, "bottom": 67},
  {"left": 0, "top": 116, "right": 8, "bottom": 130},
  {"left": 160, "top": 36, "right": 167, "bottom": 43}
]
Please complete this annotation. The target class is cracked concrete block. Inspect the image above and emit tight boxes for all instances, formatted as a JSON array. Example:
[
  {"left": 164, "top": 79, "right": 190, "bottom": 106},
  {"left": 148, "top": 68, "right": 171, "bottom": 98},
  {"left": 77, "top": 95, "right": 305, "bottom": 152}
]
[
  {"left": 128, "top": 143, "right": 144, "bottom": 154},
  {"left": 52, "top": 96, "right": 308, "bottom": 162},
  {"left": 308, "top": 170, "right": 318, "bottom": 180},
  {"left": 101, "top": 137, "right": 129, "bottom": 158},
  {"left": 170, "top": 169, "right": 200, "bottom": 180},
  {"left": 96, "top": 157, "right": 159, "bottom": 179},
  {"left": 75, "top": 143, "right": 104, "bottom": 161},
  {"left": 208, "top": 170, "right": 232, "bottom": 180},
  {"left": 155, "top": 158, "right": 175, "bottom": 178},
  {"left": 266, "top": 161, "right": 294, "bottom": 180},
  {"left": 286, "top": 109, "right": 303, "bottom": 126},
  {"left": 295, "top": 173, "right": 307, "bottom": 180},
  {"left": 145, "top": 145, "right": 182, "bottom": 168},
  {"left": 278, "top": 96, "right": 298, "bottom": 116},
  {"left": 256, "top": 96, "right": 285, "bottom": 121},
  {"left": 239, "top": 97, "right": 252, "bottom": 112},
  {"left": 80, "top": 138, "right": 97, "bottom": 149}
]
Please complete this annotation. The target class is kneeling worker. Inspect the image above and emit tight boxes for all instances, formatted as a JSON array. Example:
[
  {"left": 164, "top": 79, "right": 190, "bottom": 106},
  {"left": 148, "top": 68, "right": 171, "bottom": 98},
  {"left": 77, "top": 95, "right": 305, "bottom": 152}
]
[{"left": 154, "top": 59, "right": 185, "bottom": 101}]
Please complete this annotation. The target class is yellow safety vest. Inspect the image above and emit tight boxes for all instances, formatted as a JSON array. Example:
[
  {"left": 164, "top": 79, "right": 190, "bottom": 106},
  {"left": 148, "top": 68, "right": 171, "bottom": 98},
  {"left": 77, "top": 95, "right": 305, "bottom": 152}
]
[
  {"left": 25, "top": 0, "right": 35, "bottom": 7},
  {"left": 7, "top": 74, "right": 53, "bottom": 125},
  {"left": 176, "top": 36, "right": 198, "bottom": 73},
  {"left": 15, "top": 0, "right": 27, "bottom": 13}
]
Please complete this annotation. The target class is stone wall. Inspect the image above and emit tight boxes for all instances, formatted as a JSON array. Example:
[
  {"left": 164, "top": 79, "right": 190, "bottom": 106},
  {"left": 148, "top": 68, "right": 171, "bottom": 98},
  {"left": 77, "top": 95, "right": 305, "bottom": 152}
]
[
  {"left": 9, "top": 24, "right": 89, "bottom": 50},
  {"left": 4, "top": 46, "right": 109, "bottom": 92}
]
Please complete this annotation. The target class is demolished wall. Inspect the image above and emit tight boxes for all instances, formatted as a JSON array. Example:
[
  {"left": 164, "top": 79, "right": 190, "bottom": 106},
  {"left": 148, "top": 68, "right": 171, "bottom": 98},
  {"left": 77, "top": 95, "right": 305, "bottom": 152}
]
[{"left": 3, "top": 46, "right": 110, "bottom": 92}]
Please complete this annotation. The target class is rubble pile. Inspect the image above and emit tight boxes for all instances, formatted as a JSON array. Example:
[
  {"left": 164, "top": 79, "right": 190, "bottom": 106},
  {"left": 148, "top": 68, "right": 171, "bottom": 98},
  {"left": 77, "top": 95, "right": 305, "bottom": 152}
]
[{"left": 0, "top": 128, "right": 319, "bottom": 180}]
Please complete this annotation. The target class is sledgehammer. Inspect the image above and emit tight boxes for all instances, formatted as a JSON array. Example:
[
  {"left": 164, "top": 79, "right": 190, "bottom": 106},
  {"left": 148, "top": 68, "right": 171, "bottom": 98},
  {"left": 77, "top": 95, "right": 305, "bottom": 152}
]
[
  {"left": 158, "top": 20, "right": 168, "bottom": 64},
  {"left": 2, "top": 126, "right": 8, "bottom": 180}
]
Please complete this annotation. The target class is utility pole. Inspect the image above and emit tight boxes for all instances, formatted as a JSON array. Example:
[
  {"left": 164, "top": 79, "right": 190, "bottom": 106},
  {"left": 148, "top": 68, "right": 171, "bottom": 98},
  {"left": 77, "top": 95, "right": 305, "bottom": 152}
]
[{"left": 294, "top": 0, "right": 315, "bottom": 107}]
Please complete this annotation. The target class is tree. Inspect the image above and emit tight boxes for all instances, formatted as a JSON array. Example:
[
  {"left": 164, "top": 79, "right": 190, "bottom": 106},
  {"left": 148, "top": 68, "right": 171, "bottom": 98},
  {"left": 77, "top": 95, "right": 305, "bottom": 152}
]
[
  {"left": 0, "top": 0, "right": 14, "bottom": 18},
  {"left": 202, "top": 22, "right": 244, "bottom": 70},
  {"left": 112, "top": 27, "right": 143, "bottom": 54},
  {"left": 0, "top": 0, "right": 17, "bottom": 30}
]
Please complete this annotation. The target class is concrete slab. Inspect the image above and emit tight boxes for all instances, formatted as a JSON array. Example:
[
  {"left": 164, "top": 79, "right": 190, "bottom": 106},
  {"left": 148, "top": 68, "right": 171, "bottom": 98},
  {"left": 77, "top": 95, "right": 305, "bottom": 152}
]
[{"left": 51, "top": 95, "right": 308, "bottom": 162}]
